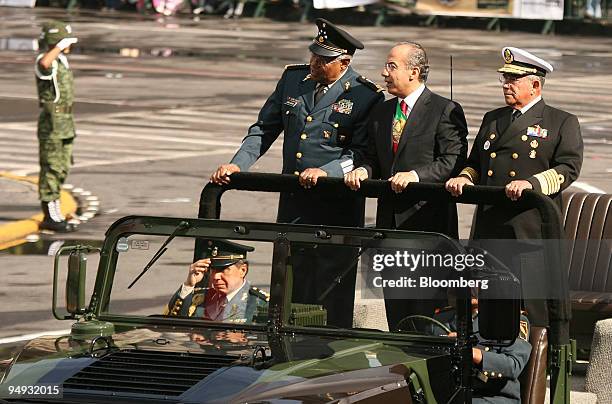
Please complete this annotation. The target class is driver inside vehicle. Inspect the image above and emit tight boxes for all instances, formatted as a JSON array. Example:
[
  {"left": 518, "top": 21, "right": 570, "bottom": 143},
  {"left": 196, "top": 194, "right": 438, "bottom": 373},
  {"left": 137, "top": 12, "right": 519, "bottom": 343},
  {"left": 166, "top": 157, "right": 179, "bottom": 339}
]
[
  {"left": 164, "top": 240, "right": 268, "bottom": 323},
  {"left": 435, "top": 298, "right": 531, "bottom": 404}
]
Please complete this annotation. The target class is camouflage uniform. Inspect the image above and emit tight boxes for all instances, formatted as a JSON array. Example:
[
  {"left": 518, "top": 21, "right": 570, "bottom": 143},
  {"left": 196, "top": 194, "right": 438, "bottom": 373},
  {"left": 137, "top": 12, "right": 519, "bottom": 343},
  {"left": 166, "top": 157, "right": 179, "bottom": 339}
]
[{"left": 35, "top": 21, "right": 77, "bottom": 232}]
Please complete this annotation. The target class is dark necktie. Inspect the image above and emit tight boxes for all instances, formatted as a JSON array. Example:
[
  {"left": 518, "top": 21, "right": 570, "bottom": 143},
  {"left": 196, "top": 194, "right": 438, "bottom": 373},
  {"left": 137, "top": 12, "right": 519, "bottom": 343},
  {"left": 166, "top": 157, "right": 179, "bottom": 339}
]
[
  {"left": 512, "top": 109, "right": 522, "bottom": 122},
  {"left": 314, "top": 84, "right": 328, "bottom": 105},
  {"left": 204, "top": 291, "right": 226, "bottom": 321}
]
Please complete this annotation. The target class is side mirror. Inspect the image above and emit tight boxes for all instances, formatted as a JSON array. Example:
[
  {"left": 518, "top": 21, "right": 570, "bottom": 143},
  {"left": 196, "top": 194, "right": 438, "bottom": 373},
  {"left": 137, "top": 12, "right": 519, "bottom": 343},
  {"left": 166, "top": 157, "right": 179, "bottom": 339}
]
[
  {"left": 66, "top": 249, "right": 88, "bottom": 315},
  {"left": 53, "top": 245, "right": 100, "bottom": 320}
]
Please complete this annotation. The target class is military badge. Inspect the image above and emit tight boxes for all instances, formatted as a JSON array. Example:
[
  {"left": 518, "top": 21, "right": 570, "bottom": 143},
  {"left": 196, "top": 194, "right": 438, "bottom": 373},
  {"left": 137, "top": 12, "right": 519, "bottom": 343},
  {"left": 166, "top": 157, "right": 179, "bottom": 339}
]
[
  {"left": 241, "top": 291, "right": 248, "bottom": 302},
  {"left": 519, "top": 320, "right": 529, "bottom": 341},
  {"left": 483, "top": 140, "right": 491, "bottom": 150},
  {"left": 323, "top": 130, "right": 331, "bottom": 139},
  {"left": 527, "top": 125, "right": 548, "bottom": 139},
  {"left": 344, "top": 81, "right": 351, "bottom": 91},
  {"left": 530, "top": 139, "right": 539, "bottom": 149},
  {"left": 332, "top": 99, "right": 354, "bottom": 115},
  {"left": 529, "top": 150, "right": 537, "bottom": 159},
  {"left": 284, "top": 97, "right": 299, "bottom": 107},
  {"left": 504, "top": 48, "right": 514, "bottom": 63}
]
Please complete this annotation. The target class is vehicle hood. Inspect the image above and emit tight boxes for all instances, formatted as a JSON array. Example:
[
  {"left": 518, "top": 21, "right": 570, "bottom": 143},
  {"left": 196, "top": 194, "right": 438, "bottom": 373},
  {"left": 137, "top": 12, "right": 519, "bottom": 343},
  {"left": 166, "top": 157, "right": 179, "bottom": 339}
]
[{"left": 1, "top": 326, "right": 452, "bottom": 403}]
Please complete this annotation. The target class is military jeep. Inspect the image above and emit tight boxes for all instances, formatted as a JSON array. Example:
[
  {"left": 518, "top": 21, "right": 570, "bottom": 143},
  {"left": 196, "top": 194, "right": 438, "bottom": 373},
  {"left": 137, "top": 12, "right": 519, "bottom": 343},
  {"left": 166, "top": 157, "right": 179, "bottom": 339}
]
[{"left": 0, "top": 173, "right": 573, "bottom": 403}]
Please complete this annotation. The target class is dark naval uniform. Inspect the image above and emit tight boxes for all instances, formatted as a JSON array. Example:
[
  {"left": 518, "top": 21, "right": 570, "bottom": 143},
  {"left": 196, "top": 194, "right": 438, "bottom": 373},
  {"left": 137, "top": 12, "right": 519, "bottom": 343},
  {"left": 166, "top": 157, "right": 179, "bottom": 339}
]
[
  {"left": 457, "top": 47, "right": 583, "bottom": 325},
  {"left": 165, "top": 280, "right": 268, "bottom": 324},
  {"left": 459, "top": 47, "right": 583, "bottom": 239},
  {"left": 228, "top": 19, "right": 384, "bottom": 328},
  {"left": 462, "top": 99, "right": 582, "bottom": 239}
]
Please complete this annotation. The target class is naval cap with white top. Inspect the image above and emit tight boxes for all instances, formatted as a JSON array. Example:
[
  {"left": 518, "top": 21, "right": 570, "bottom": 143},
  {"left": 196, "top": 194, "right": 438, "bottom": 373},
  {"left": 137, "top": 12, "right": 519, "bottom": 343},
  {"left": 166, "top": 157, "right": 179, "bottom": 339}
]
[{"left": 498, "top": 47, "right": 554, "bottom": 77}]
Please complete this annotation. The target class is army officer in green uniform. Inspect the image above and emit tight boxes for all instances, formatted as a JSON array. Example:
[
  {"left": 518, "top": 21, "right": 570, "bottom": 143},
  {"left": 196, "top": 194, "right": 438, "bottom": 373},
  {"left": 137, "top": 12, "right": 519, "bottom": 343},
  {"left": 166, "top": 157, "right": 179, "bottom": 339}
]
[
  {"left": 165, "top": 240, "right": 267, "bottom": 323},
  {"left": 211, "top": 19, "right": 384, "bottom": 327},
  {"left": 35, "top": 21, "right": 79, "bottom": 233}
]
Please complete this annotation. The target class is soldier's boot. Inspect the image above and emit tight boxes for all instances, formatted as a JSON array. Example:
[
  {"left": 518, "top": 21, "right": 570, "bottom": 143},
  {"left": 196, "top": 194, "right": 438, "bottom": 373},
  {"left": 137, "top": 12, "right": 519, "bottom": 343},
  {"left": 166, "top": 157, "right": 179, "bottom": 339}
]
[{"left": 40, "top": 200, "right": 77, "bottom": 233}]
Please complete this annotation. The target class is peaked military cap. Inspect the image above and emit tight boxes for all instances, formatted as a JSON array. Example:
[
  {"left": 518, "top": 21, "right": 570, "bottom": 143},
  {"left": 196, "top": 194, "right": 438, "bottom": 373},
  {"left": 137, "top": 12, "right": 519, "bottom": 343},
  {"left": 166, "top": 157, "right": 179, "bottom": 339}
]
[
  {"left": 498, "top": 47, "right": 553, "bottom": 77},
  {"left": 309, "top": 18, "right": 364, "bottom": 58},
  {"left": 203, "top": 239, "right": 254, "bottom": 269},
  {"left": 40, "top": 20, "right": 75, "bottom": 48}
]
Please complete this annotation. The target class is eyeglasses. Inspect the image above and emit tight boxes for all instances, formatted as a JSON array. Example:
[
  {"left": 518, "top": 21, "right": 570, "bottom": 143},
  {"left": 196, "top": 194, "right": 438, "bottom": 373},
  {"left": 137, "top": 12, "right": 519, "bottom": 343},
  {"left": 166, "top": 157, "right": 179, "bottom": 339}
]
[{"left": 499, "top": 74, "right": 526, "bottom": 84}]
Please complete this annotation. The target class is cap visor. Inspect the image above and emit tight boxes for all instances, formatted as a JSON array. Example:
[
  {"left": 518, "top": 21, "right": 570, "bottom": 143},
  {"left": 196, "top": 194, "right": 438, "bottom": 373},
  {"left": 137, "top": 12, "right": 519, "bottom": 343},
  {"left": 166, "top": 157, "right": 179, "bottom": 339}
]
[
  {"left": 309, "top": 42, "right": 342, "bottom": 58},
  {"left": 210, "top": 259, "right": 237, "bottom": 269},
  {"left": 498, "top": 64, "right": 536, "bottom": 76}
]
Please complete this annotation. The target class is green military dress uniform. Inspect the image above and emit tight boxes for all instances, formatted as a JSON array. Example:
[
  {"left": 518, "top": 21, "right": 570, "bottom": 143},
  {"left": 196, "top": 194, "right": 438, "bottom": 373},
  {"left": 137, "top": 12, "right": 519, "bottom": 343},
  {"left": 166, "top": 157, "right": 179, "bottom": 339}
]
[
  {"left": 165, "top": 280, "right": 268, "bottom": 324},
  {"left": 229, "top": 19, "right": 384, "bottom": 328},
  {"left": 165, "top": 240, "right": 268, "bottom": 324}
]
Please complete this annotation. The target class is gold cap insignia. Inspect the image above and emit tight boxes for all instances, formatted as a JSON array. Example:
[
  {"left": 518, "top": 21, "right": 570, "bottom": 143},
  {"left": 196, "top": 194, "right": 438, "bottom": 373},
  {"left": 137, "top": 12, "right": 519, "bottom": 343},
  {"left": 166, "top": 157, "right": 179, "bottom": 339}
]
[
  {"left": 504, "top": 48, "right": 514, "bottom": 64},
  {"left": 211, "top": 246, "right": 218, "bottom": 257},
  {"left": 318, "top": 36, "right": 324, "bottom": 43}
]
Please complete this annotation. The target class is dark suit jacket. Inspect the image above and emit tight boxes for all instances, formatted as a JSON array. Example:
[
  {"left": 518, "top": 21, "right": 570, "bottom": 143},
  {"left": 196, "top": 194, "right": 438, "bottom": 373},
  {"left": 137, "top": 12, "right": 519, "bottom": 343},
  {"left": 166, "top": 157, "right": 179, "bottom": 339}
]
[
  {"left": 361, "top": 87, "right": 468, "bottom": 236},
  {"left": 464, "top": 99, "right": 583, "bottom": 239}
]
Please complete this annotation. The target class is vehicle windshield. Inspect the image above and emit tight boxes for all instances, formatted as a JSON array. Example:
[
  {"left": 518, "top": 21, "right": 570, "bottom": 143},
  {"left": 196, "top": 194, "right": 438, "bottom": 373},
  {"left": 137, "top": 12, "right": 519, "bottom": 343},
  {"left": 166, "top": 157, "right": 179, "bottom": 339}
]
[{"left": 103, "top": 218, "right": 476, "bottom": 336}]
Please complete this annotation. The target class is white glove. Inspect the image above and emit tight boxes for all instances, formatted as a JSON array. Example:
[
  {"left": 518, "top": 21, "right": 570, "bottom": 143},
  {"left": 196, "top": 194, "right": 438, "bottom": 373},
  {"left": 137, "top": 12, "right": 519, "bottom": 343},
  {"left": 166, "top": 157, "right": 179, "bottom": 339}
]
[{"left": 56, "top": 37, "right": 78, "bottom": 50}]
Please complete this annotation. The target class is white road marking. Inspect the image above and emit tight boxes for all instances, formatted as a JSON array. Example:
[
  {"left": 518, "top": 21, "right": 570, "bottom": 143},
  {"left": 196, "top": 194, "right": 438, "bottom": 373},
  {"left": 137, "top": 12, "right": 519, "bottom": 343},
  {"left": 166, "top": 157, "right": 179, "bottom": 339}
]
[{"left": 0, "top": 329, "right": 71, "bottom": 344}]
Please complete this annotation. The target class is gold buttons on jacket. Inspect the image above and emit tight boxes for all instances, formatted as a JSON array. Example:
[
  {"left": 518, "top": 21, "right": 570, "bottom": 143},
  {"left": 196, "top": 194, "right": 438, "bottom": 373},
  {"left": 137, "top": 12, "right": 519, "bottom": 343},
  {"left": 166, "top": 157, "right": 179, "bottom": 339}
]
[
  {"left": 296, "top": 152, "right": 302, "bottom": 159},
  {"left": 489, "top": 133, "right": 496, "bottom": 140},
  {"left": 306, "top": 116, "right": 312, "bottom": 122},
  {"left": 484, "top": 347, "right": 490, "bottom": 352},
  {"left": 521, "top": 135, "right": 528, "bottom": 141},
  {"left": 512, "top": 153, "right": 519, "bottom": 159},
  {"left": 509, "top": 171, "right": 516, "bottom": 177},
  {"left": 294, "top": 171, "right": 299, "bottom": 175},
  {"left": 487, "top": 170, "right": 494, "bottom": 177},
  {"left": 333, "top": 123, "right": 339, "bottom": 128},
  {"left": 490, "top": 152, "right": 496, "bottom": 158},
  {"left": 300, "top": 133, "right": 307, "bottom": 140}
]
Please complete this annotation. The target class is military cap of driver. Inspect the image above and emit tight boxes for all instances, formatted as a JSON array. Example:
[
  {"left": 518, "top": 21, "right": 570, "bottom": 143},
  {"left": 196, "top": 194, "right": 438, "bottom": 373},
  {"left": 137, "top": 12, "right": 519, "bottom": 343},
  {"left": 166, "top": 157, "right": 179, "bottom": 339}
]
[
  {"left": 498, "top": 47, "right": 553, "bottom": 77},
  {"left": 40, "top": 20, "right": 75, "bottom": 48},
  {"left": 309, "top": 18, "right": 364, "bottom": 58},
  {"left": 203, "top": 240, "right": 254, "bottom": 269}
]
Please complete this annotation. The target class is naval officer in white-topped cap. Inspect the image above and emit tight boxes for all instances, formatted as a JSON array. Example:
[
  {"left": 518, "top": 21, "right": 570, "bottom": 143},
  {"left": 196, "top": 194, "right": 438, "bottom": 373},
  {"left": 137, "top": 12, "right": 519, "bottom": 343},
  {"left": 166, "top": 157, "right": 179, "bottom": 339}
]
[{"left": 445, "top": 47, "right": 583, "bottom": 325}]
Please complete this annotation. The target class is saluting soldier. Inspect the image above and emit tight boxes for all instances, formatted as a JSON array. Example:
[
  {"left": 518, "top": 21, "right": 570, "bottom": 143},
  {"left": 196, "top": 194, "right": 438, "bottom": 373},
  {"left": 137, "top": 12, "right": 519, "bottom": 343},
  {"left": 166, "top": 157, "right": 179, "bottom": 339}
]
[
  {"left": 446, "top": 47, "right": 583, "bottom": 324},
  {"left": 35, "top": 21, "right": 79, "bottom": 232},
  {"left": 165, "top": 240, "right": 268, "bottom": 324},
  {"left": 211, "top": 19, "right": 385, "bottom": 327}
]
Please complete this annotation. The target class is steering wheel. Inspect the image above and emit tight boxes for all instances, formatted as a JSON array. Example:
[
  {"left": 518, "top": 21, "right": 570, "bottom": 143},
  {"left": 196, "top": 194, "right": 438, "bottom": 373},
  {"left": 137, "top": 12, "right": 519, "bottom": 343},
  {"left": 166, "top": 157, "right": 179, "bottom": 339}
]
[{"left": 396, "top": 315, "right": 452, "bottom": 336}]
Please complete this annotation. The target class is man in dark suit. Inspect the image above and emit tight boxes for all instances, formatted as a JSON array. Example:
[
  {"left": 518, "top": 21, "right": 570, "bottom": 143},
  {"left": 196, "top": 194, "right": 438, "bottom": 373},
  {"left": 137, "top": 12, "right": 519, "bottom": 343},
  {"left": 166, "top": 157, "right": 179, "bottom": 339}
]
[
  {"left": 211, "top": 19, "right": 384, "bottom": 327},
  {"left": 344, "top": 42, "right": 468, "bottom": 329},
  {"left": 446, "top": 47, "right": 583, "bottom": 324}
]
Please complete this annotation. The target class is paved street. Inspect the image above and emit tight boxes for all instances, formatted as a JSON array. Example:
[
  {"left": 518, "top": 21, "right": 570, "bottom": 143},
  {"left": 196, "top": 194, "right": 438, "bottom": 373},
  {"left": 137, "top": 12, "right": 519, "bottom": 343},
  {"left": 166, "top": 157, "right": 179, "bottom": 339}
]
[{"left": 0, "top": 8, "right": 611, "bottom": 338}]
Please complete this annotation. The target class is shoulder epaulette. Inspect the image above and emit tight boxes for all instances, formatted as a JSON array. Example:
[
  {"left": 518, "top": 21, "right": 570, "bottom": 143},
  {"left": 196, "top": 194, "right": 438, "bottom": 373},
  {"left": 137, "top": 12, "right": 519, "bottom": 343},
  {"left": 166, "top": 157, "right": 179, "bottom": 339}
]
[
  {"left": 357, "top": 76, "right": 385, "bottom": 93},
  {"left": 249, "top": 286, "right": 270, "bottom": 302},
  {"left": 284, "top": 63, "right": 310, "bottom": 70}
]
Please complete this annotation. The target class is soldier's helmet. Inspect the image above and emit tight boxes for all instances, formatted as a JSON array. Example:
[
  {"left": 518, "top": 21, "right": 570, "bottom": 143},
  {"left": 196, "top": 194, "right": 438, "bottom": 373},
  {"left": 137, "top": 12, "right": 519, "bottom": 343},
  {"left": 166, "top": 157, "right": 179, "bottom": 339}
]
[{"left": 39, "top": 21, "right": 74, "bottom": 49}]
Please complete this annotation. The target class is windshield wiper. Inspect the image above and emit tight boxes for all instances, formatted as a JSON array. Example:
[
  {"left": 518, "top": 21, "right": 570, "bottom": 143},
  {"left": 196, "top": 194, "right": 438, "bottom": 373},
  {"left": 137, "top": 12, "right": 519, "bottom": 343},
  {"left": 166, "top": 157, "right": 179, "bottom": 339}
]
[{"left": 128, "top": 220, "right": 190, "bottom": 289}]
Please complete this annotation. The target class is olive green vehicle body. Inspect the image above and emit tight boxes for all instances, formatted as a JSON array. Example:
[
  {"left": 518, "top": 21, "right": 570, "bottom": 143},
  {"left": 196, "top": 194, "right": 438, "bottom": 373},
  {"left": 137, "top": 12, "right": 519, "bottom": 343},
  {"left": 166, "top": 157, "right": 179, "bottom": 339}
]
[{"left": 0, "top": 174, "right": 574, "bottom": 403}]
